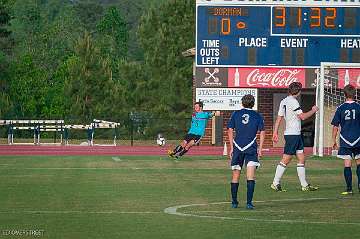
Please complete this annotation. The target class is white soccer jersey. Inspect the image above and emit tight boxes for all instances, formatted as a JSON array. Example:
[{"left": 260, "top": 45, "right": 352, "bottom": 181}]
[{"left": 278, "top": 95, "right": 303, "bottom": 135}]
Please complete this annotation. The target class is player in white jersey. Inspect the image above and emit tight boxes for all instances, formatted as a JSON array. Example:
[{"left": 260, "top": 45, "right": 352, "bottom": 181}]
[
  {"left": 331, "top": 84, "right": 360, "bottom": 195},
  {"left": 271, "top": 82, "right": 319, "bottom": 192}
]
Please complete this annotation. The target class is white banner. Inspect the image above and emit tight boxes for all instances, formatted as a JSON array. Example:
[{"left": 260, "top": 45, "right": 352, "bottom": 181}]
[{"left": 196, "top": 88, "right": 258, "bottom": 111}]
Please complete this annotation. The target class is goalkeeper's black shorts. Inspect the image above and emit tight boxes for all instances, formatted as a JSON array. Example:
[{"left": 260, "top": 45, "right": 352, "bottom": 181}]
[{"left": 184, "top": 134, "right": 202, "bottom": 144}]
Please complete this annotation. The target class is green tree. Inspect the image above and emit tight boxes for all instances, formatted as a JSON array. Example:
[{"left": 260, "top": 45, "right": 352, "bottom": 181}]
[
  {"left": 0, "top": 51, "right": 11, "bottom": 118},
  {"left": 0, "top": 0, "right": 13, "bottom": 118},
  {"left": 9, "top": 0, "right": 82, "bottom": 71},
  {"left": 64, "top": 32, "right": 117, "bottom": 121},
  {"left": 0, "top": 0, "right": 12, "bottom": 45},
  {"left": 6, "top": 0, "right": 85, "bottom": 118},
  {"left": 97, "top": 6, "right": 128, "bottom": 60},
  {"left": 115, "top": 60, "right": 148, "bottom": 113},
  {"left": 8, "top": 55, "right": 48, "bottom": 118},
  {"left": 2, "top": 0, "right": 191, "bottom": 121},
  {"left": 138, "top": 0, "right": 195, "bottom": 117},
  {"left": 97, "top": 0, "right": 171, "bottom": 61},
  {"left": 73, "top": 1, "right": 104, "bottom": 32}
]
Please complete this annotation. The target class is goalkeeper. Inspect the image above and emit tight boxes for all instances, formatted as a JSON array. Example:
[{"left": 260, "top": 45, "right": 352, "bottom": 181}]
[{"left": 168, "top": 102, "right": 214, "bottom": 159}]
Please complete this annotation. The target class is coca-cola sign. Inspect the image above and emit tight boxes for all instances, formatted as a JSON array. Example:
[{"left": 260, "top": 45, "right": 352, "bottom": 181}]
[
  {"left": 228, "top": 68, "right": 306, "bottom": 88},
  {"left": 337, "top": 69, "right": 360, "bottom": 89}
]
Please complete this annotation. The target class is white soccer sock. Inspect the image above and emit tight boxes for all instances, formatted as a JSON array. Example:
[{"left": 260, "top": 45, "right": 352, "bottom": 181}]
[
  {"left": 297, "top": 164, "right": 308, "bottom": 187},
  {"left": 273, "top": 163, "right": 287, "bottom": 186}
]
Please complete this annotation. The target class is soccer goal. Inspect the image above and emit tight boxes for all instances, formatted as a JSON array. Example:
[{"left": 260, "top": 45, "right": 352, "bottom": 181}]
[{"left": 314, "top": 62, "right": 360, "bottom": 157}]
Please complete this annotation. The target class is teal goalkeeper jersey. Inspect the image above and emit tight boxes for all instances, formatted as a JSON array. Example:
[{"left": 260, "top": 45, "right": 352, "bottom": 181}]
[{"left": 188, "top": 112, "right": 213, "bottom": 136}]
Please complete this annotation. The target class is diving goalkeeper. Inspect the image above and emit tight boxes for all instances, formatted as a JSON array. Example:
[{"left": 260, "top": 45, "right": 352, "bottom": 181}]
[{"left": 168, "top": 101, "right": 214, "bottom": 159}]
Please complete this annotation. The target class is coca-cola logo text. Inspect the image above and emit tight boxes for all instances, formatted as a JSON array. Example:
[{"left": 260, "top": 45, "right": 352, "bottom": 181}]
[{"left": 246, "top": 69, "right": 302, "bottom": 87}]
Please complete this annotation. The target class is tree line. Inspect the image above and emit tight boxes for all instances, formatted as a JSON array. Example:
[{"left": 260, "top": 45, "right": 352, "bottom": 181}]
[{"left": 0, "top": 0, "right": 195, "bottom": 124}]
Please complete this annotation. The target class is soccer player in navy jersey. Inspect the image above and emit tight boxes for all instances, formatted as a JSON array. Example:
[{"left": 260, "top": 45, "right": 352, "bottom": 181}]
[
  {"left": 331, "top": 84, "right": 360, "bottom": 195},
  {"left": 227, "top": 94, "right": 265, "bottom": 210},
  {"left": 168, "top": 101, "right": 214, "bottom": 159},
  {"left": 271, "top": 82, "right": 319, "bottom": 192}
]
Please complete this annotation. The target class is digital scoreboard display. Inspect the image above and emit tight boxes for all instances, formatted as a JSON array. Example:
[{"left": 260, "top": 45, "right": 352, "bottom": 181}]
[
  {"left": 196, "top": 2, "right": 360, "bottom": 67},
  {"left": 272, "top": 7, "right": 359, "bottom": 36}
]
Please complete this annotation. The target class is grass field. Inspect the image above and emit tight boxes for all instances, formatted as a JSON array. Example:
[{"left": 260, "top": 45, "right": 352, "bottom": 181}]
[{"left": 0, "top": 155, "right": 359, "bottom": 239}]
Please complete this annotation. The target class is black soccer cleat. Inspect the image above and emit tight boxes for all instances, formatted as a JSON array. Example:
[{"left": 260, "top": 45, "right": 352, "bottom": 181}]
[
  {"left": 167, "top": 149, "right": 175, "bottom": 157},
  {"left": 246, "top": 203, "right": 254, "bottom": 210},
  {"left": 301, "top": 184, "right": 319, "bottom": 192},
  {"left": 270, "top": 183, "right": 286, "bottom": 192}
]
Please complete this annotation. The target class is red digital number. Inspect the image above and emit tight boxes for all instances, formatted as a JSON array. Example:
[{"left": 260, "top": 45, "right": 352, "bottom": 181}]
[
  {"left": 274, "top": 7, "right": 286, "bottom": 27},
  {"left": 310, "top": 8, "right": 321, "bottom": 27},
  {"left": 297, "top": 8, "right": 302, "bottom": 27},
  {"left": 221, "top": 18, "right": 231, "bottom": 35},
  {"left": 325, "top": 8, "right": 336, "bottom": 28}
]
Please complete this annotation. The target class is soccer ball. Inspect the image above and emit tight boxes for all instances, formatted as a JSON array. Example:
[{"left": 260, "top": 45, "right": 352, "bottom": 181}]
[{"left": 156, "top": 135, "right": 166, "bottom": 146}]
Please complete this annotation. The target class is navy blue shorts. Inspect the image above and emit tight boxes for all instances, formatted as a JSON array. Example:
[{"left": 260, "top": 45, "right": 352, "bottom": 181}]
[
  {"left": 231, "top": 149, "right": 260, "bottom": 171},
  {"left": 337, "top": 147, "right": 360, "bottom": 160},
  {"left": 284, "top": 135, "right": 304, "bottom": 155},
  {"left": 184, "top": 134, "right": 201, "bottom": 144}
]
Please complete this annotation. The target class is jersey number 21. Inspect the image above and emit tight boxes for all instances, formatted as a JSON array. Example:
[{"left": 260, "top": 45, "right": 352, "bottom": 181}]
[{"left": 345, "top": 109, "right": 356, "bottom": 120}]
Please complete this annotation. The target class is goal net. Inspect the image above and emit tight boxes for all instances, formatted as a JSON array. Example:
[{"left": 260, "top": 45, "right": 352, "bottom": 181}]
[{"left": 314, "top": 62, "right": 360, "bottom": 157}]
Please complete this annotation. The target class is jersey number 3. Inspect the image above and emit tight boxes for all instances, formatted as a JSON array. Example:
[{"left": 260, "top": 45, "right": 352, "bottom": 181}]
[
  {"left": 242, "top": 114, "right": 250, "bottom": 124},
  {"left": 345, "top": 109, "right": 356, "bottom": 120}
]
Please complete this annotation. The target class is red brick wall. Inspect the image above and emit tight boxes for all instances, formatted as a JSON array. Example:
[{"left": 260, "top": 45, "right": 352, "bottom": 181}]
[
  {"left": 258, "top": 89, "right": 273, "bottom": 147},
  {"left": 258, "top": 89, "right": 288, "bottom": 147}
]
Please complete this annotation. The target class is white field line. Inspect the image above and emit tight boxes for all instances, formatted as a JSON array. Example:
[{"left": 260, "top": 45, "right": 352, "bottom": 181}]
[
  {"left": 183, "top": 210, "right": 339, "bottom": 214},
  {"left": 0, "top": 164, "right": 340, "bottom": 171},
  {"left": 111, "top": 157, "right": 122, "bottom": 162},
  {"left": 0, "top": 167, "right": 225, "bottom": 170},
  {"left": 0, "top": 210, "right": 161, "bottom": 215},
  {"left": 164, "top": 198, "right": 360, "bottom": 226}
]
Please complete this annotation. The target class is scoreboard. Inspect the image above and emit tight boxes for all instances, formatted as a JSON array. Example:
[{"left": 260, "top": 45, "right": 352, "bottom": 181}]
[{"left": 196, "top": 0, "right": 360, "bottom": 67}]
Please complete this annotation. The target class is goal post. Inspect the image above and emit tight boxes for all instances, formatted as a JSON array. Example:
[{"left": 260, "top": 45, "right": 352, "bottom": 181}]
[{"left": 314, "top": 62, "right": 360, "bottom": 157}]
